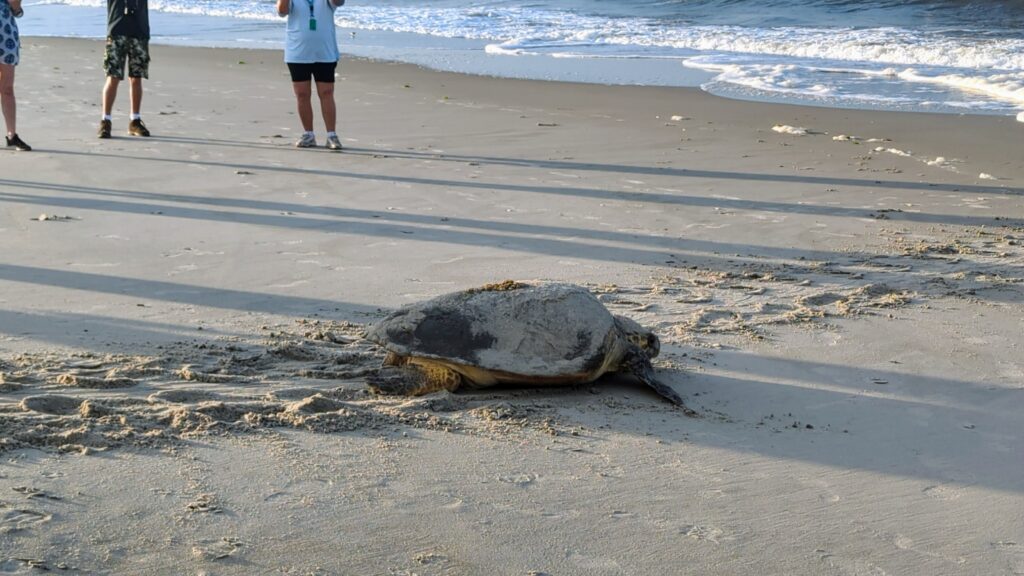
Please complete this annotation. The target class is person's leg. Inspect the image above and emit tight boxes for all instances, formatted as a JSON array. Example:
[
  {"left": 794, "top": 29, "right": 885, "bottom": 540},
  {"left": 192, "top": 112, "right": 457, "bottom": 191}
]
[
  {"left": 101, "top": 36, "right": 127, "bottom": 117},
  {"left": 292, "top": 80, "right": 314, "bottom": 132},
  {"left": 315, "top": 79, "right": 336, "bottom": 133},
  {"left": 98, "top": 37, "right": 126, "bottom": 139},
  {"left": 126, "top": 75, "right": 149, "bottom": 136},
  {"left": 287, "top": 63, "right": 316, "bottom": 147},
  {"left": 129, "top": 77, "right": 143, "bottom": 116},
  {"left": 102, "top": 76, "right": 120, "bottom": 116},
  {"left": 312, "top": 62, "right": 341, "bottom": 150},
  {"left": 1, "top": 65, "right": 29, "bottom": 150},
  {"left": 0, "top": 64, "right": 15, "bottom": 137},
  {"left": 127, "top": 38, "right": 149, "bottom": 118},
  {"left": 123, "top": 38, "right": 151, "bottom": 136},
  {"left": 311, "top": 63, "right": 338, "bottom": 133}
]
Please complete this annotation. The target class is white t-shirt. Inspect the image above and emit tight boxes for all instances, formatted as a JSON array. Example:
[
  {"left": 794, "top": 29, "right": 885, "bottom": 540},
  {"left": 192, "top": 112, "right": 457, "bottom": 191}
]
[{"left": 284, "top": 0, "right": 339, "bottom": 64}]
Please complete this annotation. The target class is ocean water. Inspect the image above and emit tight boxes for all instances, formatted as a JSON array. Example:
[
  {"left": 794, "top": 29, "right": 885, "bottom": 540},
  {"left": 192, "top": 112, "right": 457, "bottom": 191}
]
[{"left": 18, "top": 0, "right": 1024, "bottom": 117}]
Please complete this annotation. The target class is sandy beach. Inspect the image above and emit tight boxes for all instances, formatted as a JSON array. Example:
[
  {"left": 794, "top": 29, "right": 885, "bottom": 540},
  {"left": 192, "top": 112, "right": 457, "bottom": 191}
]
[{"left": 1, "top": 37, "right": 1023, "bottom": 575}]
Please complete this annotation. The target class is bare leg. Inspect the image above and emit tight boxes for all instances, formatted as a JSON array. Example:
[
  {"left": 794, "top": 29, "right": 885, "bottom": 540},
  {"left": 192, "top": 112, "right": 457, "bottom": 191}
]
[
  {"left": 128, "top": 76, "right": 143, "bottom": 116},
  {"left": 102, "top": 76, "right": 120, "bottom": 116},
  {"left": 0, "top": 64, "right": 15, "bottom": 136},
  {"left": 315, "top": 80, "right": 336, "bottom": 133},
  {"left": 292, "top": 80, "right": 314, "bottom": 132}
]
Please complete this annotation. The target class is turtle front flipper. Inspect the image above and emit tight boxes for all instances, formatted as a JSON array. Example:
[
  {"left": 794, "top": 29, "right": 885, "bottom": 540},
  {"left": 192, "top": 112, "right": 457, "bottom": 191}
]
[
  {"left": 622, "top": 350, "right": 699, "bottom": 417},
  {"left": 367, "top": 360, "right": 463, "bottom": 397}
]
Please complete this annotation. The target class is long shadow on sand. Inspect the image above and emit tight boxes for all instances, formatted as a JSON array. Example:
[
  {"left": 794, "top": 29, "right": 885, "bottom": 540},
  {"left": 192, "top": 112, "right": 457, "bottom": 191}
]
[
  {"left": 146, "top": 134, "right": 293, "bottom": 151},
  {"left": 4, "top": 168, "right": 1019, "bottom": 231},
  {"left": 90, "top": 137, "right": 1023, "bottom": 198},
  {"left": 3, "top": 180, "right": 1023, "bottom": 304},
  {"left": 38, "top": 149, "right": 1024, "bottom": 223},
  {"left": 0, "top": 264, "right": 379, "bottom": 318},
  {"left": 338, "top": 146, "right": 1024, "bottom": 197},
  {"left": 682, "top": 369, "right": 1021, "bottom": 494},
  {"left": 0, "top": 308, "right": 252, "bottom": 350},
  {"left": 462, "top": 350, "right": 1023, "bottom": 494}
]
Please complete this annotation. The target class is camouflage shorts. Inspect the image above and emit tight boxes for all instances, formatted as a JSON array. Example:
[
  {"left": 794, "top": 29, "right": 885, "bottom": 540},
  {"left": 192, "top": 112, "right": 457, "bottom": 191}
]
[{"left": 103, "top": 36, "right": 150, "bottom": 80}]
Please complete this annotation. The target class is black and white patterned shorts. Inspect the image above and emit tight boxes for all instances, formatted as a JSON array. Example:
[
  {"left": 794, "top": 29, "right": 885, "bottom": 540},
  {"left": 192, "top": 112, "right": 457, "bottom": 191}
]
[{"left": 103, "top": 35, "right": 150, "bottom": 79}]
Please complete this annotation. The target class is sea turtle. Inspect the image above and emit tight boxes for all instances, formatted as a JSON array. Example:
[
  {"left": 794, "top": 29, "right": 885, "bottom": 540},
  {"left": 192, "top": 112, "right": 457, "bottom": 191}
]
[{"left": 365, "top": 281, "right": 695, "bottom": 414}]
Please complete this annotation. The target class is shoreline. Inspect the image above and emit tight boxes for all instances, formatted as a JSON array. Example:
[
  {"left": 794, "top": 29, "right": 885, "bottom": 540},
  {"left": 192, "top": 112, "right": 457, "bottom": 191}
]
[
  {"left": 17, "top": 0, "right": 1024, "bottom": 117},
  {"left": 0, "top": 37, "right": 1022, "bottom": 575}
]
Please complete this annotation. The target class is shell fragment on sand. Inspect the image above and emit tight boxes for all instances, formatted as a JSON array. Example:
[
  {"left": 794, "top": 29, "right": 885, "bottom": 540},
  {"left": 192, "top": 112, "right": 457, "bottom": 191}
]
[{"left": 772, "top": 124, "right": 809, "bottom": 135}]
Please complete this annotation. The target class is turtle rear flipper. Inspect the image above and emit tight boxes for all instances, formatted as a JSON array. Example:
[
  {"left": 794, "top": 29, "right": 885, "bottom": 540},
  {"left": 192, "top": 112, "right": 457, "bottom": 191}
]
[
  {"left": 623, "top": 351, "right": 699, "bottom": 417},
  {"left": 367, "top": 363, "right": 462, "bottom": 397}
]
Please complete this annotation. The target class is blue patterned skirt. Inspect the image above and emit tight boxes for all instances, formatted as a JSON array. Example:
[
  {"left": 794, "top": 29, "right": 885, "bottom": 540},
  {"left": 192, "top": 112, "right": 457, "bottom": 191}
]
[{"left": 0, "top": 4, "right": 20, "bottom": 66}]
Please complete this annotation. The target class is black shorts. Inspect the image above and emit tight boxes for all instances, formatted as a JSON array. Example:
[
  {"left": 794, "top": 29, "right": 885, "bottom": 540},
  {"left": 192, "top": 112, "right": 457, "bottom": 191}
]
[{"left": 287, "top": 62, "right": 337, "bottom": 83}]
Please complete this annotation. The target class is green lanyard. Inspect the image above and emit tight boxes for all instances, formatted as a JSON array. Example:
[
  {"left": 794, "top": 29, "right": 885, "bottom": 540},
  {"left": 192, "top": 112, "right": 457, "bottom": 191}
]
[{"left": 306, "top": 0, "right": 317, "bottom": 30}]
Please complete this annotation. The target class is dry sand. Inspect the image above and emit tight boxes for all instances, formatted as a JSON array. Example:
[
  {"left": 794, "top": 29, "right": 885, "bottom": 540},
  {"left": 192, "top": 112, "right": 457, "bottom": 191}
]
[{"left": 0, "top": 37, "right": 1022, "bottom": 575}]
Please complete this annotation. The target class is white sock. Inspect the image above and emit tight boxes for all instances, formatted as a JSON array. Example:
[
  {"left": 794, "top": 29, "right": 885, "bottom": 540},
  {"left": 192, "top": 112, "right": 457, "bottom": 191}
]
[
  {"left": 103, "top": 114, "right": 112, "bottom": 121},
  {"left": 131, "top": 113, "right": 141, "bottom": 121},
  {"left": 327, "top": 131, "right": 337, "bottom": 138},
  {"left": 304, "top": 131, "right": 315, "bottom": 137}
]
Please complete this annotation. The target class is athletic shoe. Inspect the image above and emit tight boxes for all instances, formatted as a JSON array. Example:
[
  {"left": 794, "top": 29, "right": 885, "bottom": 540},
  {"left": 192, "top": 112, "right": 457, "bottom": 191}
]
[
  {"left": 98, "top": 120, "right": 112, "bottom": 139},
  {"left": 326, "top": 134, "right": 343, "bottom": 151},
  {"left": 5, "top": 134, "right": 31, "bottom": 151},
  {"left": 128, "top": 119, "right": 151, "bottom": 137},
  {"left": 295, "top": 133, "right": 317, "bottom": 148}
]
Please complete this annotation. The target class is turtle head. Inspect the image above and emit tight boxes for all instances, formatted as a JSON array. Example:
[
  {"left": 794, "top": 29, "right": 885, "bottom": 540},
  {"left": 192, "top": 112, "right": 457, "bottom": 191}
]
[{"left": 613, "top": 315, "right": 660, "bottom": 358}]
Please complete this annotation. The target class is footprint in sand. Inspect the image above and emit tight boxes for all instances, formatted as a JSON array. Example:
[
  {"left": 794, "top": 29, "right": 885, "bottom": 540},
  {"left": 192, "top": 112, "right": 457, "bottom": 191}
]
[
  {"left": 185, "top": 493, "right": 222, "bottom": 515},
  {"left": 681, "top": 524, "right": 727, "bottom": 543},
  {"left": 922, "top": 483, "right": 963, "bottom": 501},
  {"left": 798, "top": 292, "right": 847, "bottom": 307},
  {"left": 148, "top": 389, "right": 223, "bottom": 404},
  {"left": 498, "top": 473, "right": 537, "bottom": 486},
  {"left": 0, "top": 502, "right": 53, "bottom": 533},
  {"left": 55, "top": 374, "right": 137, "bottom": 389},
  {"left": 413, "top": 550, "right": 449, "bottom": 566},
  {"left": 677, "top": 292, "right": 713, "bottom": 304},
  {"left": 191, "top": 537, "right": 243, "bottom": 561},
  {"left": 177, "top": 366, "right": 240, "bottom": 384},
  {"left": 990, "top": 541, "right": 1023, "bottom": 573},
  {"left": 19, "top": 395, "right": 83, "bottom": 415},
  {"left": 267, "top": 342, "right": 323, "bottom": 361},
  {"left": 263, "top": 387, "right": 325, "bottom": 401},
  {"left": 394, "top": 393, "right": 468, "bottom": 413},
  {"left": 11, "top": 487, "right": 62, "bottom": 501},
  {"left": 0, "top": 381, "right": 25, "bottom": 393},
  {"left": 690, "top": 309, "right": 744, "bottom": 331},
  {"left": 815, "top": 549, "right": 890, "bottom": 575},
  {"left": 758, "top": 302, "right": 796, "bottom": 314},
  {"left": 284, "top": 394, "right": 348, "bottom": 414}
]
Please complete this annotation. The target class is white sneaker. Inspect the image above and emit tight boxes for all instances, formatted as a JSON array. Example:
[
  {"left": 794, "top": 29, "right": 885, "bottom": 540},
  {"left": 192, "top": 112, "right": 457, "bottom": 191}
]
[
  {"left": 295, "top": 133, "right": 317, "bottom": 148},
  {"left": 326, "top": 134, "right": 343, "bottom": 151}
]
